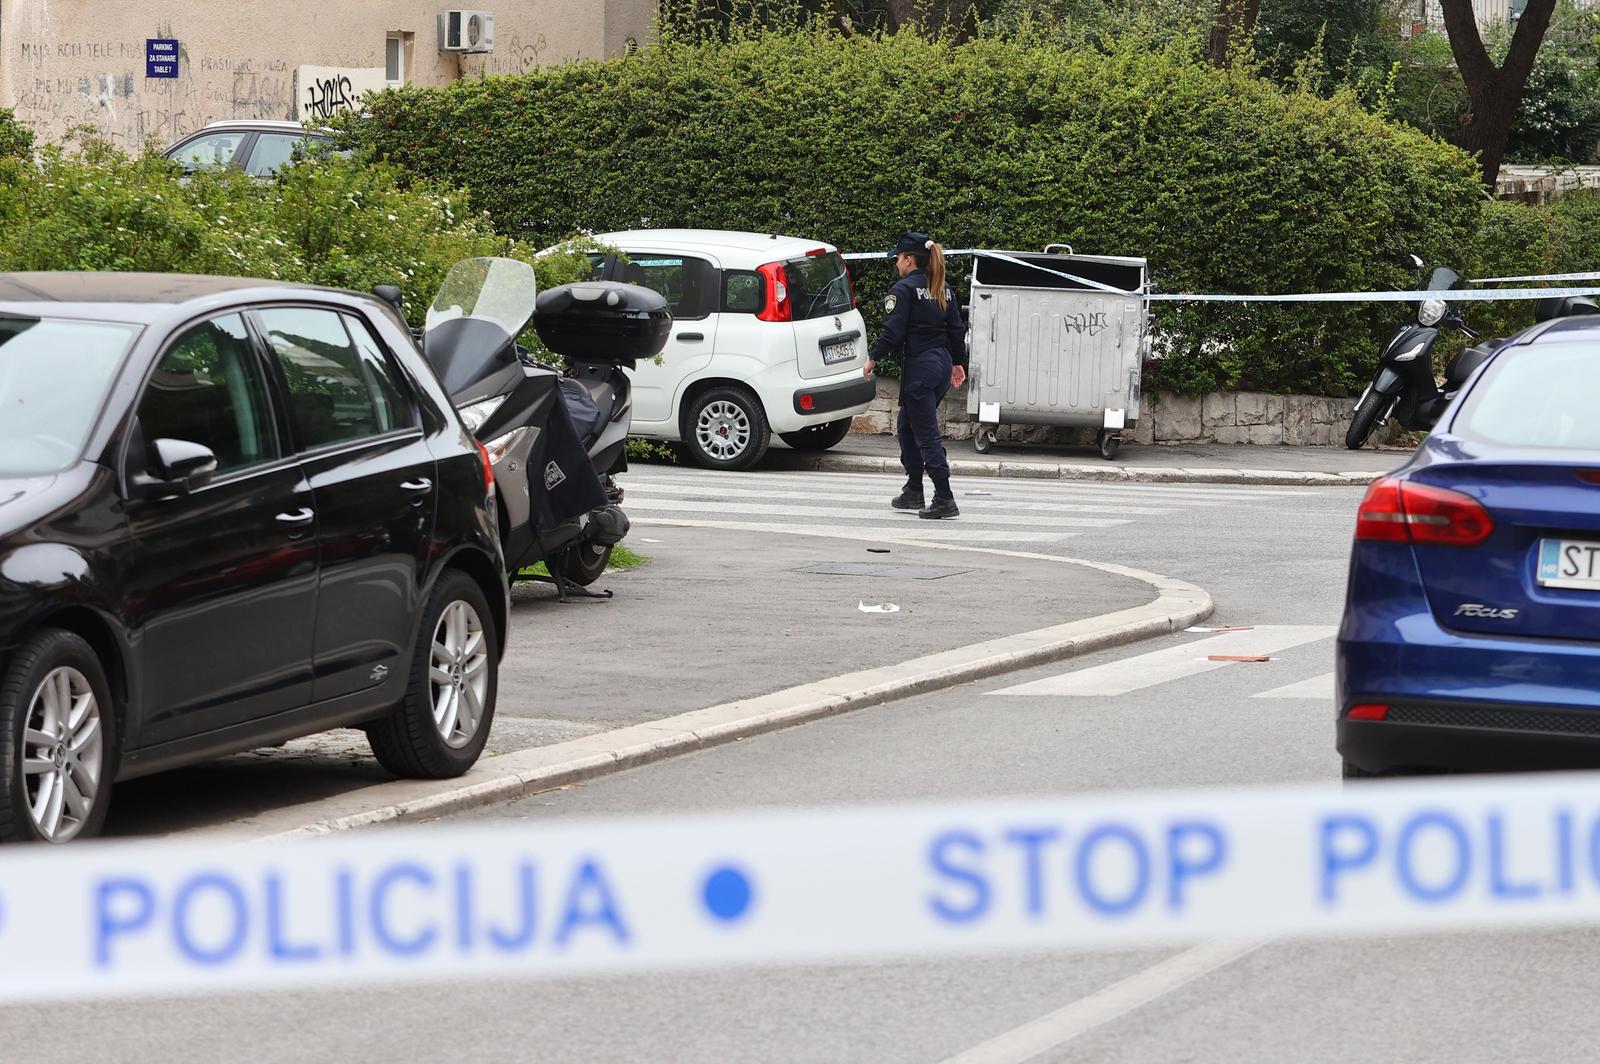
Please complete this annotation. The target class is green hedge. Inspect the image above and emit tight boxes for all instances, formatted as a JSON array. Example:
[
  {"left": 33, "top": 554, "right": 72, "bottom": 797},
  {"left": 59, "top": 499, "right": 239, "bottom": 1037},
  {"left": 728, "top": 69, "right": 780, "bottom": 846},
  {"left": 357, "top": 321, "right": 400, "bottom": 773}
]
[
  {"left": 1469, "top": 190, "right": 1600, "bottom": 343},
  {"left": 342, "top": 28, "right": 1484, "bottom": 396},
  {"left": 0, "top": 127, "right": 593, "bottom": 327}
]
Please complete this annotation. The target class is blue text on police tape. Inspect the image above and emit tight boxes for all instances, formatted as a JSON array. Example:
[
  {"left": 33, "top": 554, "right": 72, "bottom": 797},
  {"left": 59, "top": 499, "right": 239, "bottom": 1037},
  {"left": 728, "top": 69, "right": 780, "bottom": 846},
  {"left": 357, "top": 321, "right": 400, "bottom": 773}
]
[{"left": 93, "top": 859, "right": 631, "bottom": 968}]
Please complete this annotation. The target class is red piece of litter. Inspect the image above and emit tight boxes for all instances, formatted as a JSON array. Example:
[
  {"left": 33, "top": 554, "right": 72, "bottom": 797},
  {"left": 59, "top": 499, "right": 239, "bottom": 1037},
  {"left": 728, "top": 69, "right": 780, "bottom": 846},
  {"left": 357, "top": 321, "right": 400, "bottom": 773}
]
[{"left": 1208, "top": 655, "right": 1271, "bottom": 663}]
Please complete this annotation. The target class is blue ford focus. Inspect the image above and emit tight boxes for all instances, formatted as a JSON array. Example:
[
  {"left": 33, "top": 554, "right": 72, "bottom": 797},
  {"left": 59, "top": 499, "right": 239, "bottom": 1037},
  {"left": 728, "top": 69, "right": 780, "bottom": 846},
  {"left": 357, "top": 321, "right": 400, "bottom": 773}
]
[{"left": 1338, "top": 313, "right": 1600, "bottom": 778}]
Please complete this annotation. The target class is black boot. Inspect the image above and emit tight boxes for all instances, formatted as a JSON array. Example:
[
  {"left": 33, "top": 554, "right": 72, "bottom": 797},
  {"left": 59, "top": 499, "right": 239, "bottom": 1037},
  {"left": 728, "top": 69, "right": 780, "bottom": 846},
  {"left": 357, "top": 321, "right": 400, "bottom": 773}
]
[
  {"left": 891, "top": 481, "right": 925, "bottom": 511},
  {"left": 919, "top": 495, "right": 960, "bottom": 520}
]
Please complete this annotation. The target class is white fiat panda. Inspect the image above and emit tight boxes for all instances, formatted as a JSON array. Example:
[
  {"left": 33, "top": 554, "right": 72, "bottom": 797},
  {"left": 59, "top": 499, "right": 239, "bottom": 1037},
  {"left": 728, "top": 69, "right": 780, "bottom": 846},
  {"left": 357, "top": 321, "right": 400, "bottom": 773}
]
[{"left": 589, "top": 230, "right": 875, "bottom": 470}]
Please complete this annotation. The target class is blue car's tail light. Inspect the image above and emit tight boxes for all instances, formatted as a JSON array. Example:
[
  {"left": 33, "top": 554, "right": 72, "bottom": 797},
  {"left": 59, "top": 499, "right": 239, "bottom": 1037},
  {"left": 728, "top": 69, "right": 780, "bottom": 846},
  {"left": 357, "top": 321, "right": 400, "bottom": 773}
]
[{"left": 1355, "top": 477, "right": 1495, "bottom": 548}]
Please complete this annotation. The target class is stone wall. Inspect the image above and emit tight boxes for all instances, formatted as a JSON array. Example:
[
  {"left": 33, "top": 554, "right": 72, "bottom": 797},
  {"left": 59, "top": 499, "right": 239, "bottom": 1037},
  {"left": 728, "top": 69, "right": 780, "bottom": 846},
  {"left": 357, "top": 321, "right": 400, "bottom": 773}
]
[{"left": 850, "top": 378, "right": 1367, "bottom": 447}]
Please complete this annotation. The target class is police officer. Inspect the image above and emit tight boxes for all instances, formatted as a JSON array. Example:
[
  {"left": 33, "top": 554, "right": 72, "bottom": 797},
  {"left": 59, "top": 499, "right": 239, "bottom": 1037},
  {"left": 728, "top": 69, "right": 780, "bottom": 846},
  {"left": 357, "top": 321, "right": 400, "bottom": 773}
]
[{"left": 866, "top": 232, "right": 967, "bottom": 519}]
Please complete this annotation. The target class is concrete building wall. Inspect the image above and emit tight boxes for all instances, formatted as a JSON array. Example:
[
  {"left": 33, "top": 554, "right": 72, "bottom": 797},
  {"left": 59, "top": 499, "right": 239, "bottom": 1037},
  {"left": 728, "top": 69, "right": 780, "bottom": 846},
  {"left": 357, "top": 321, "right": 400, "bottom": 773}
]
[{"left": 0, "top": 0, "right": 657, "bottom": 148}]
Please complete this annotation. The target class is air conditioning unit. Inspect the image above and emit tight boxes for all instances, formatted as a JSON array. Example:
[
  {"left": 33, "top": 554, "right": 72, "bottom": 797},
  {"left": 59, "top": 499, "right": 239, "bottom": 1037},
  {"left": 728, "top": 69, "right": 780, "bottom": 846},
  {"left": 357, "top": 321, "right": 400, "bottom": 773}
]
[{"left": 438, "top": 10, "right": 495, "bottom": 53}]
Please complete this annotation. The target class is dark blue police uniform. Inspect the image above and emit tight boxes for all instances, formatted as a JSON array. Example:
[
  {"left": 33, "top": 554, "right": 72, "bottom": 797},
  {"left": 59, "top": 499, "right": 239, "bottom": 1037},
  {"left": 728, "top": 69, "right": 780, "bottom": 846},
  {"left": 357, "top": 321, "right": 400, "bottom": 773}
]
[{"left": 869, "top": 246, "right": 967, "bottom": 515}]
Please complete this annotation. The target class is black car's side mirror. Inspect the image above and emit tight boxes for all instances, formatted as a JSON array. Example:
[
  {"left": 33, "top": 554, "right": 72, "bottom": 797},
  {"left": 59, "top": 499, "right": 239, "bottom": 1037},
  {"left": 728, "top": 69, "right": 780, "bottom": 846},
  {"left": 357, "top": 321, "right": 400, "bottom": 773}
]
[
  {"left": 149, "top": 438, "right": 218, "bottom": 493},
  {"left": 372, "top": 284, "right": 406, "bottom": 318}
]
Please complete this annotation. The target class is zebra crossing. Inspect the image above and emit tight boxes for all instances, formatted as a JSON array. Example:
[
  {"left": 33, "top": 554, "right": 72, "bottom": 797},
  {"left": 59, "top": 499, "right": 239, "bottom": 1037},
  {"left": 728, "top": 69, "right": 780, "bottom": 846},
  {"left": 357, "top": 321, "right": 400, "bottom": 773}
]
[
  {"left": 619, "top": 465, "right": 1327, "bottom": 548},
  {"left": 991, "top": 625, "right": 1338, "bottom": 701}
]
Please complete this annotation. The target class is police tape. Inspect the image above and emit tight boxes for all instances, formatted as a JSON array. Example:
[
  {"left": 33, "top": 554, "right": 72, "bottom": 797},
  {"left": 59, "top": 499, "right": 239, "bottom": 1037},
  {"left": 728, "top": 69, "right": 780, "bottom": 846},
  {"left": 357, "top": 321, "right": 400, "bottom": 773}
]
[
  {"left": 1473, "top": 271, "right": 1600, "bottom": 284},
  {"left": 842, "top": 248, "right": 1600, "bottom": 303},
  {"left": 9, "top": 772, "right": 1600, "bottom": 1002}
]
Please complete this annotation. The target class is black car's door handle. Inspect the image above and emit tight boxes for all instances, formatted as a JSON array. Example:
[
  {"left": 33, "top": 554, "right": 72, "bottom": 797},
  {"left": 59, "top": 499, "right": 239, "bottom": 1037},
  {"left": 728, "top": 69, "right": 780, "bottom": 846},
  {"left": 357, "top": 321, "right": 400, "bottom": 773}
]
[
  {"left": 400, "top": 478, "right": 434, "bottom": 495},
  {"left": 678, "top": 333, "right": 705, "bottom": 343},
  {"left": 275, "top": 508, "right": 315, "bottom": 526}
]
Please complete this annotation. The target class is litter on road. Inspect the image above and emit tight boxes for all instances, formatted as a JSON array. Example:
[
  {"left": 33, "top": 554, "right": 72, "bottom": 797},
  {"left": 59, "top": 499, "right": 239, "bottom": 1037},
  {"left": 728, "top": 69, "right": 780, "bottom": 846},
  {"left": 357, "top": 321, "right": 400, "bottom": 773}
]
[{"left": 858, "top": 601, "right": 902, "bottom": 614}]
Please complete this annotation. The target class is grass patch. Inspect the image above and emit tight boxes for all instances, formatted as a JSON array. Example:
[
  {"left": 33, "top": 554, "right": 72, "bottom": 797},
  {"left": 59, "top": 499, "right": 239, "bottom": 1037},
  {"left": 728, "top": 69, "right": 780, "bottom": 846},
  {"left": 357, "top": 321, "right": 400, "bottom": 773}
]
[
  {"left": 627, "top": 437, "right": 678, "bottom": 465},
  {"left": 516, "top": 544, "right": 649, "bottom": 580}
]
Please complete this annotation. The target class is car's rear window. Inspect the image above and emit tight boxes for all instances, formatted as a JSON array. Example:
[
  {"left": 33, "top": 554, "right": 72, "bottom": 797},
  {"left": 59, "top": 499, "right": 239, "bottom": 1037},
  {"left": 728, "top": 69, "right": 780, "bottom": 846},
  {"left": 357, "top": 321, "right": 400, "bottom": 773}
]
[
  {"left": 784, "top": 252, "right": 853, "bottom": 321},
  {"left": 0, "top": 317, "right": 139, "bottom": 475},
  {"left": 1453, "top": 342, "right": 1600, "bottom": 450}
]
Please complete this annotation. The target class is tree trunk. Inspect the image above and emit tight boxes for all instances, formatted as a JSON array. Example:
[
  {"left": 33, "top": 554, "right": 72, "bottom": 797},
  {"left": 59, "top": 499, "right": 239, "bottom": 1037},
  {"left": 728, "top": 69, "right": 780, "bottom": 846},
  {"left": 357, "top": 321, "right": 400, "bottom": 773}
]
[
  {"left": 1207, "top": 0, "right": 1261, "bottom": 68},
  {"left": 1438, "top": 0, "right": 1558, "bottom": 187},
  {"left": 883, "top": 0, "right": 979, "bottom": 37}
]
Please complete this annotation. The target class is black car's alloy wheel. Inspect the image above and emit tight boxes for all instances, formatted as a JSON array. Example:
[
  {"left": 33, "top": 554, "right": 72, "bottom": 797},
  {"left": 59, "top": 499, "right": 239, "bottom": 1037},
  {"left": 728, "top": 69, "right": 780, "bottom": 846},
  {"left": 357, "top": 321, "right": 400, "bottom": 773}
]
[
  {"left": 0, "top": 630, "right": 116, "bottom": 843},
  {"left": 367, "top": 571, "right": 498, "bottom": 779}
]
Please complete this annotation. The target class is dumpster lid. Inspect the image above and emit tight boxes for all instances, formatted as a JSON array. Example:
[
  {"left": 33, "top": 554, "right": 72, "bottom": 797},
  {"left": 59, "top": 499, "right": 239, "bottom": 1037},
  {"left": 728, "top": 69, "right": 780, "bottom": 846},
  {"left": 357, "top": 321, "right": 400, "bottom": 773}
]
[{"left": 971, "top": 250, "right": 1146, "bottom": 294}]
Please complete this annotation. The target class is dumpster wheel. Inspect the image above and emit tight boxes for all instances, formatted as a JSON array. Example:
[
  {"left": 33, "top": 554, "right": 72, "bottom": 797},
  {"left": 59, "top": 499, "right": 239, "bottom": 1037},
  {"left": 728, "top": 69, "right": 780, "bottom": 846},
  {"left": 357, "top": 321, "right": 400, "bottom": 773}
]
[
  {"left": 974, "top": 426, "right": 997, "bottom": 454},
  {"left": 1097, "top": 430, "right": 1122, "bottom": 461}
]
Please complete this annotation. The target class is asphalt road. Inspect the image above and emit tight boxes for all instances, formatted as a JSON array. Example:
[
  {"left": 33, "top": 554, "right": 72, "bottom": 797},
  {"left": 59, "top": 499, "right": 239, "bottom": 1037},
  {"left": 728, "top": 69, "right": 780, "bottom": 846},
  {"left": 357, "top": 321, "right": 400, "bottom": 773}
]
[{"left": 19, "top": 468, "right": 1503, "bottom": 1063}]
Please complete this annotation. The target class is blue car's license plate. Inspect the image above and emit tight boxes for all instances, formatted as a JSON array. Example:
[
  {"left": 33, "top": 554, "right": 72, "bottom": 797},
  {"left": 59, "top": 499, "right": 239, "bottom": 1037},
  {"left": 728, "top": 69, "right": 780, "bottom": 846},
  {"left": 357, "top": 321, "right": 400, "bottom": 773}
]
[{"left": 1537, "top": 538, "right": 1600, "bottom": 590}]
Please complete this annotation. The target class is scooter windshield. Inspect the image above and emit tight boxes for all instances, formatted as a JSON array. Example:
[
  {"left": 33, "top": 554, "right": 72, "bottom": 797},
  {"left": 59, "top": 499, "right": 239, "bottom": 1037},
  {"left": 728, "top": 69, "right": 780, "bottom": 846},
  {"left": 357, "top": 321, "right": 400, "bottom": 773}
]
[
  {"left": 424, "top": 257, "right": 538, "bottom": 397},
  {"left": 1426, "top": 266, "right": 1461, "bottom": 291},
  {"left": 426, "top": 257, "right": 538, "bottom": 336}
]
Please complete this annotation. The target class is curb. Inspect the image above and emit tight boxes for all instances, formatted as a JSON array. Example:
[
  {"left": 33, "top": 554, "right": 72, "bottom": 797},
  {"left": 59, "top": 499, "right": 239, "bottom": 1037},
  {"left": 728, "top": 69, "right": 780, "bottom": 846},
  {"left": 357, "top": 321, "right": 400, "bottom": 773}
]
[
  {"left": 775, "top": 452, "right": 1389, "bottom": 487},
  {"left": 247, "top": 557, "right": 1213, "bottom": 841}
]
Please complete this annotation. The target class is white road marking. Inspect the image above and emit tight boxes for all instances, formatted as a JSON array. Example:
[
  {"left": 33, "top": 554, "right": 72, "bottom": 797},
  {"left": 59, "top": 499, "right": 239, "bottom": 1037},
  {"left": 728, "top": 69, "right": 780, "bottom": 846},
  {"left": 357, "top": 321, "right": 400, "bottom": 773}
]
[
  {"left": 634, "top": 517, "right": 1080, "bottom": 543},
  {"left": 936, "top": 939, "right": 1270, "bottom": 1064},
  {"left": 629, "top": 468, "right": 1323, "bottom": 502},
  {"left": 992, "top": 626, "right": 1337, "bottom": 697},
  {"left": 1251, "top": 671, "right": 1336, "bottom": 700},
  {"left": 626, "top": 482, "right": 1179, "bottom": 516},
  {"left": 627, "top": 497, "right": 1128, "bottom": 529}
]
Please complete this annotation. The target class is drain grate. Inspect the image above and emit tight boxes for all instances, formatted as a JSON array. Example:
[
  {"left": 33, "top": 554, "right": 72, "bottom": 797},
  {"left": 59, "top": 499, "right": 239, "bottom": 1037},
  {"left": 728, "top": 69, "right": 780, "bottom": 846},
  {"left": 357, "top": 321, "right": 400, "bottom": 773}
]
[{"left": 794, "top": 562, "right": 976, "bottom": 580}]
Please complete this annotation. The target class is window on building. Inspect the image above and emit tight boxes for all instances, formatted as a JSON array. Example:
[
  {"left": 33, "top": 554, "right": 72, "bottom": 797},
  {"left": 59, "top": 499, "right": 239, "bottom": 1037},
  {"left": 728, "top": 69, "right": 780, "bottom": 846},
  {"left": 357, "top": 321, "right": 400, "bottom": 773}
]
[{"left": 386, "top": 33, "right": 411, "bottom": 89}]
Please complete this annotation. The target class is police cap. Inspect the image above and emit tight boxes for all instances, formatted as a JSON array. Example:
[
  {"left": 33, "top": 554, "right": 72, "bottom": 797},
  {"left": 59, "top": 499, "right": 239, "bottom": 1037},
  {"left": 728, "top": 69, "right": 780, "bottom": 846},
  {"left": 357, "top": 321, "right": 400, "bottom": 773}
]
[{"left": 888, "top": 232, "right": 935, "bottom": 260}]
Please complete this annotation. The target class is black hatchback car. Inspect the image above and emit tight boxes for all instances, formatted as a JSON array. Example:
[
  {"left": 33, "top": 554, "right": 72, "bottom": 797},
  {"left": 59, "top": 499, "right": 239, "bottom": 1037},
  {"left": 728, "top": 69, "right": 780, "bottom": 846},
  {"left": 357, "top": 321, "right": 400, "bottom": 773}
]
[{"left": 0, "top": 273, "right": 508, "bottom": 842}]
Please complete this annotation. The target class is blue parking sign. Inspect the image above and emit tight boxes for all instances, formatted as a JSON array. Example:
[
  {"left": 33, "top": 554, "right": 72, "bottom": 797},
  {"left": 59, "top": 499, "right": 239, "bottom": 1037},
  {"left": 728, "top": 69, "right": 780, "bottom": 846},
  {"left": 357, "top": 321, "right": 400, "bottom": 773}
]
[{"left": 145, "top": 39, "right": 179, "bottom": 79}]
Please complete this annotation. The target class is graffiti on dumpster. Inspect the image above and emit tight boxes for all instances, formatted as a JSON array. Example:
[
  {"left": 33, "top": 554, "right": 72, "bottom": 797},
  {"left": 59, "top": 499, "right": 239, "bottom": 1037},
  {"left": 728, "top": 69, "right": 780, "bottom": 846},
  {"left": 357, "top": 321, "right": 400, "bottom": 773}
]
[{"left": 1063, "top": 312, "right": 1109, "bottom": 337}]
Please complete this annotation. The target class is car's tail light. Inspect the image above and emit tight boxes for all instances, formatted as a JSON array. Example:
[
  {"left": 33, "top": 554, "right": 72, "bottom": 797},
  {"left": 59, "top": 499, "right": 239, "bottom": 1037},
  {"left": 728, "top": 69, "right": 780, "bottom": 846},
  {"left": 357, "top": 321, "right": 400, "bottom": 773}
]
[
  {"left": 1355, "top": 477, "right": 1493, "bottom": 547},
  {"left": 1578, "top": 469, "right": 1600, "bottom": 485},
  {"left": 475, "top": 439, "right": 494, "bottom": 493},
  {"left": 798, "top": 393, "right": 815, "bottom": 411},
  {"left": 806, "top": 247, "right": 828, "bottom": 257},
  {"left": 756, "top": 262, "right": 792, "bottom": 323},
  {"left": 1347, "top": 703, "right": 1390, "bottom": 720},
  {"left": 844, "top": 261, "right": 858, "bottom": 308}
]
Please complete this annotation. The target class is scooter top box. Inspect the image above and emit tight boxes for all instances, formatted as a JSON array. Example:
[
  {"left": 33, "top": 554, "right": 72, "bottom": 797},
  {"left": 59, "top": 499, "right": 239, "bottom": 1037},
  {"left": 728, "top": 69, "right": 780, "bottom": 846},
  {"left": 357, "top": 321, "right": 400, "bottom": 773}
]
[{"left": 534, "top": 281, "right": 672, "bottom": 365}]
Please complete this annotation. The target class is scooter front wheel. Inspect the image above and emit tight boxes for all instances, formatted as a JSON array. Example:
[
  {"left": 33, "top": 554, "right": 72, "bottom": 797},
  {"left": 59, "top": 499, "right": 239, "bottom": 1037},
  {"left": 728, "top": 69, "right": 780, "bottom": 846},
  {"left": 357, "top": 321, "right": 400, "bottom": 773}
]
[
  {"left": 1345, "top": 390, "right": 1393, "bottom": 450},
  {"left": 552, "top": 542, "right": 613, "bottom": 587}
]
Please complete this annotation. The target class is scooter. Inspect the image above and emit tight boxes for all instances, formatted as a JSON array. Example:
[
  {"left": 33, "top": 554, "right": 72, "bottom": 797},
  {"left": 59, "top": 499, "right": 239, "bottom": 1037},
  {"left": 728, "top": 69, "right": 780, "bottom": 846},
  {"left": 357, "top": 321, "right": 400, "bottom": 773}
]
[
  {"left": 377, "top": 257, "right": 670, "bottom": 598},
  {"left": 1345, "top": 257, "right": 1477, "bottom": 450}
]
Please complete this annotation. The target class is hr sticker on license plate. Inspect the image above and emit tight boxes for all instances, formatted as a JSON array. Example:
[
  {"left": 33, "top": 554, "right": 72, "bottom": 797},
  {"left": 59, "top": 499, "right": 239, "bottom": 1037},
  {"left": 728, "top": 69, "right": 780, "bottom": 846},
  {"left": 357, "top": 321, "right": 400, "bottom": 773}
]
[
  {"left": 1537, "top": 539, "right": 1600, "bottom": 590},
  {"left": 822, "top": 340, "right": 855, "bottom": 365}
]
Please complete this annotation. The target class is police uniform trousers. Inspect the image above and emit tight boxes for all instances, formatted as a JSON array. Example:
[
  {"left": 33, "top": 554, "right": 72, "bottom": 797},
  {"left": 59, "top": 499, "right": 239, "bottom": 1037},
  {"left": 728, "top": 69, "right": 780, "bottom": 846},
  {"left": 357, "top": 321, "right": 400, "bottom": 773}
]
[{"left": 898, "top": 347, "right": 954, "bottom": 487}]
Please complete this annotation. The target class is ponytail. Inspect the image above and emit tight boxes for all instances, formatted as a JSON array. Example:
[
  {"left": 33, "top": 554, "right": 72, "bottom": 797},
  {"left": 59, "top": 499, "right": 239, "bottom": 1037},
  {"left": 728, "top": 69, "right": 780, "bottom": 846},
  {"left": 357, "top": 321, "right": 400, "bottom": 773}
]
[{"left": 915, "top": 240, "right": 949, "bottom": 309}]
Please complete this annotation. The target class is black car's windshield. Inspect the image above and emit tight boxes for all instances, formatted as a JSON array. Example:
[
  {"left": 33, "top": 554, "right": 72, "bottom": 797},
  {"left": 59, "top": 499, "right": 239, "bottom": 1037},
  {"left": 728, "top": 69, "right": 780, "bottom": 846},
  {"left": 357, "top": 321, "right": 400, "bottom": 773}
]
[{"left": 0, "top": 316, "right": 139, "bottom": 475}]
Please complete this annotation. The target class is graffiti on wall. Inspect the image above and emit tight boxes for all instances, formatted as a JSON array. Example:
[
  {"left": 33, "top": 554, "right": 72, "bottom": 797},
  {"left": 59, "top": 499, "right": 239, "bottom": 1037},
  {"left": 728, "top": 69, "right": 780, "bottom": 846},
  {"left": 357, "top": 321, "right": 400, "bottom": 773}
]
[
  {"left": 11, "top": 34, "right": 297, "bottom": 146},
  {"left": 296, "top": 66, "right": 386, "bottom": 122}
]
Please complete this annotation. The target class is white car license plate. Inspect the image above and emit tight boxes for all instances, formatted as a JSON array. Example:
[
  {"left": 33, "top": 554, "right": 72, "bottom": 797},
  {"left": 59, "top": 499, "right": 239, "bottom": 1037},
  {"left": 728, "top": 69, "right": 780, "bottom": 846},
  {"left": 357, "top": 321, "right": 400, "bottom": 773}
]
[
  {"left": 1537, "top": 538, "right": 1600, "bottom": 590},
  {"left": 822, "top": 340, "right": 855, "bottom": 365}
]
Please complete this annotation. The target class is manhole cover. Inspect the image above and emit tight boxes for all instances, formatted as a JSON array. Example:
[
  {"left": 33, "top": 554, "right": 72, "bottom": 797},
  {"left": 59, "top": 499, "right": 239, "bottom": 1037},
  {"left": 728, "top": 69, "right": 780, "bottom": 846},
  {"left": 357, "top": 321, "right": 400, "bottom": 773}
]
[{"left": 794, "top": 562, "right": 975, "bottom": 580}]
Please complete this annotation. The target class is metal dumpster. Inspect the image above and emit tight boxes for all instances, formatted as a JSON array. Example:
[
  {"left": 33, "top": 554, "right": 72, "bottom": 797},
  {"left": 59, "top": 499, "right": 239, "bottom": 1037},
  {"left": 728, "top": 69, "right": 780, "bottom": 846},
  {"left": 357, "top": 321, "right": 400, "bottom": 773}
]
[{"left": 964, "top": 246, "right": 1149, "bottom": 460}]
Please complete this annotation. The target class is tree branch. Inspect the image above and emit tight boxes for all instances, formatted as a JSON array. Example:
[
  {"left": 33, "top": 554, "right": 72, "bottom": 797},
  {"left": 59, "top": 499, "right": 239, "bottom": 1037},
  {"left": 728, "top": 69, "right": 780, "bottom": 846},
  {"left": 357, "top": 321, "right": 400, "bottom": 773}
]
[
  {"left": 1437, "top": 0, "right": 1496, "bottom": 92},
  {"left": 1502, "top": 0, "right": 1560, "bottom": 94}
]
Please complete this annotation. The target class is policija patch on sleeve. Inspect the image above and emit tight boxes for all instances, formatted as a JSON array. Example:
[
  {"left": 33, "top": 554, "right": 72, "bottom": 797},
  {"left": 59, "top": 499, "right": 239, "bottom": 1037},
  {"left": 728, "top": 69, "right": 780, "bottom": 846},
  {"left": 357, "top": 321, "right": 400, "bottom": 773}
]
[{"left": 884, "top": 294, "right": 898, "bottom": 313}]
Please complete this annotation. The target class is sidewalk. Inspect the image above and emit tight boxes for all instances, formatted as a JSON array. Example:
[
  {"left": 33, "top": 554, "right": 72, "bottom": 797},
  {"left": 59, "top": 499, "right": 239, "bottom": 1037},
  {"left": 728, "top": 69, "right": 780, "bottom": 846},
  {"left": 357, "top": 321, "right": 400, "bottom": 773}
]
[{"left": 763, "top": 433, "right": 1409, "bottom": 487}]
